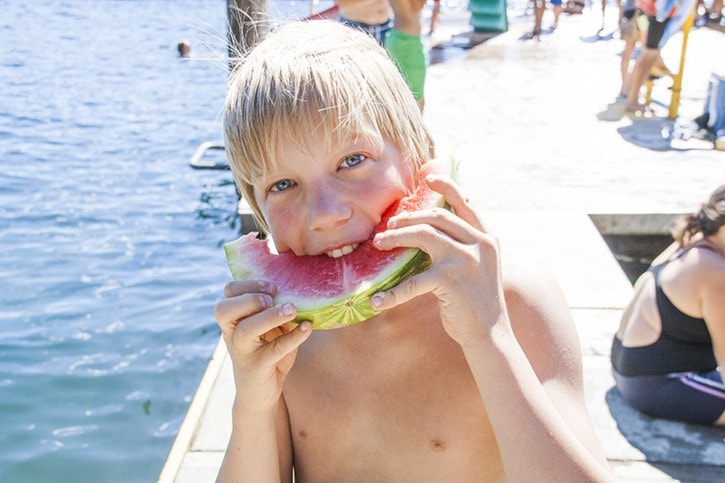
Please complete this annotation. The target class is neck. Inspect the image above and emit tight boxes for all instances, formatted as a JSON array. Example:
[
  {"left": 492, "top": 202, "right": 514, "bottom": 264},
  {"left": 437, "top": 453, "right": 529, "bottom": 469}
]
[{"left": 705, "top": 234, "right": 725, "bottom": 258}]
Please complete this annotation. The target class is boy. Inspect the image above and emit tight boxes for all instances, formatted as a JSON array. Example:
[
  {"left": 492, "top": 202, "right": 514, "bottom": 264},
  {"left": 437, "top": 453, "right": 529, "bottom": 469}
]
[
  {"left": 386, "top": 0, "right": 427, "bottom": 108},
  {"left": 337, "top": 0, "right": 393, "bottom": 46},
  {"left": 215, "top": 20, "right": 614, "bottom": 482}
]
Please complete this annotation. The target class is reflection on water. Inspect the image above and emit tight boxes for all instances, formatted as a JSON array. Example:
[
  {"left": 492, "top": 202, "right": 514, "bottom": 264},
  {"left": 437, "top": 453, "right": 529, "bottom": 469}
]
[
  {"left": 196, "top": 177, "right": 241, "bottom": 235},
  {"left": 1, "top": 1, "right": 236, "bottom": 481}
]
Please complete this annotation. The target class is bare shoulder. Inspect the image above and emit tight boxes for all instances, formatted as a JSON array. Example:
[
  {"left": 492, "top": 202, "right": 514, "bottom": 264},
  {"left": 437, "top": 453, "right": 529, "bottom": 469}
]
[
  {"left": 500, "top": 257, "right": 583, "bottom": 386},
  {"left": 680, "top": 245, "right": 725, "bottom": 292},
  {"left": 695, "top": 247, "right": 725, "bottom": 304}
]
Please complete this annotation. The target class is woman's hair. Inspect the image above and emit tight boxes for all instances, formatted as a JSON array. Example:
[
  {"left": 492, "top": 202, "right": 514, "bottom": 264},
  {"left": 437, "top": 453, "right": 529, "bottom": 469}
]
[
  {"left": 223, "top": 20, "right": 435, "bottom": 231},
  {"left": 673, "top": 184, "right": 725, "bottom": 246}
]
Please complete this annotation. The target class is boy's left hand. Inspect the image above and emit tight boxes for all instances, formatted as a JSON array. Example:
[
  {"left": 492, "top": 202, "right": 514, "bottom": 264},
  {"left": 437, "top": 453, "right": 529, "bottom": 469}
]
[{"left": 372, "top": 174, "right": 508, "bottom": 345}]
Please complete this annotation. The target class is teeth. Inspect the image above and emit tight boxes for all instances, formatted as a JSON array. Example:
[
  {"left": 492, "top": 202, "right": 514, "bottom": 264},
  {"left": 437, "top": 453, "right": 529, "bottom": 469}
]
[{"left": 326, "top": 243, "right": 359, "bottom": 258}]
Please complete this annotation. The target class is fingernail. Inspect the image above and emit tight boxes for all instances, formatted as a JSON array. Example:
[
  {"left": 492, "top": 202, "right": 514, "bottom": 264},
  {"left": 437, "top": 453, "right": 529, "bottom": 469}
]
[
  {"left": 370, "top": 294, "right": 383, "bottom": 309},
  {"left": 261, "top": 294, "right": 273, "bottom": 306},
  {"left": 281, "top": 303, "right": 295, "bottom": 316}
]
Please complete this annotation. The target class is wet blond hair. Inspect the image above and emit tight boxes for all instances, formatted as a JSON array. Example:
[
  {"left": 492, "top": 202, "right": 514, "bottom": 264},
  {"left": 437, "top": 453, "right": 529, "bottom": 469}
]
[
  {"left": 673, "top": 184, "right": 725, "bottom": 246},
  {"left": 223, "top": 20, "right": 435, "bottom": 232}
]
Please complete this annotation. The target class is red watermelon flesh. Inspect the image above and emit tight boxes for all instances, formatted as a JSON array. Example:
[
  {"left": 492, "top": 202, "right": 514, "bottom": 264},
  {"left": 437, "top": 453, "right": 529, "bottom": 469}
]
[{"left": 224, "top": 159, "right": 452, "bottom": 330}]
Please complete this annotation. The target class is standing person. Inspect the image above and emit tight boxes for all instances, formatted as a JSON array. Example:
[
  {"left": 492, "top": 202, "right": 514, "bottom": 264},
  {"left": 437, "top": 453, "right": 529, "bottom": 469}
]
[
  {"left": 386, "top": 0, "right": 427, "bottom": 109},
  {"left": 215, "top": 20, "right": 614, "bottom": 482},
  {"left": 612, "top": 185, "right": 725, "bottom": 426},
  {"left": 617, "top": 0, "right": 645, "bottom": 99},
  {"left": 337, "top": 0, "right": 393, "bottom": 46},
  {"left": 623, "top": 0, "right": 680, "bottom": 113}
]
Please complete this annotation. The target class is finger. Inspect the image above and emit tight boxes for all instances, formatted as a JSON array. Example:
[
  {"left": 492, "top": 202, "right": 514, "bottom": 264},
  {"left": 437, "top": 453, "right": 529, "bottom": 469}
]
[
  {"left": 374, "top": 221, "right": 468, "bottom": 262},
  {"left": 259, "top": 321, "right": 295, "bottom": 343},
  {"left": 371, "top": 270, "right": 438, "bottom": 311},
  {"left": 261, "top": 321, "right": 313, "bottom": 365},
  {"left": 223, "top": 279, "right": 276, "bottom": 298},
  {"left": 386, "top": 207, "right": 479, "bottom": 245},
  {"left": 423, "top": 175, "right": 487, "bottom": 231},
  {"left": 214, "top": 293, "right": 274, "bottom": 338},
  {"left": 234, "top": 302, "right": 301, "bottom": 347}
]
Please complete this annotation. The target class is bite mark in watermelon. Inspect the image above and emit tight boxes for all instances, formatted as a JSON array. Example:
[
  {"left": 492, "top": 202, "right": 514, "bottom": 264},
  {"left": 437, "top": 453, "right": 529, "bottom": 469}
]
[{"left": 224, "top": 159, "right": 454, "bottom": 330}]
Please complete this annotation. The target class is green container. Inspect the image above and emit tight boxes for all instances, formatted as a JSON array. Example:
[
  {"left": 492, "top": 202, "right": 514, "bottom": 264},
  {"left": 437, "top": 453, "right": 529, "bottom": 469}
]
[{"left": 468, "top": 0, "right": 508, "bottom": 32}]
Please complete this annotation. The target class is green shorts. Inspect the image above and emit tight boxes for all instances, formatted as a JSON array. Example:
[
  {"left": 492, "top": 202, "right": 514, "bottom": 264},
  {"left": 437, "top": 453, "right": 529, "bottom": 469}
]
[{"left": 385, "top": 29, "right": 426, "bottom": 100}]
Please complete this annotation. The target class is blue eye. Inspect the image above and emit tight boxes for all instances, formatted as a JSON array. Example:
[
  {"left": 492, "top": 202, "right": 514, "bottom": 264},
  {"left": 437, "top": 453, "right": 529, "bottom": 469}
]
[
  {"left": 271, "top": 179, "right": 294, "bottom": 192},
  {"left": 341, "top": 154, "right": 365, "bottom": 168}
]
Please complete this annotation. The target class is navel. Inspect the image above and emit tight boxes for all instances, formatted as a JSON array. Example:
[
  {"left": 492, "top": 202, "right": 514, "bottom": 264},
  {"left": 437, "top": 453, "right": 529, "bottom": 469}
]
[{"left": 429, "top": 437, "right": 446, "bottom": 452}]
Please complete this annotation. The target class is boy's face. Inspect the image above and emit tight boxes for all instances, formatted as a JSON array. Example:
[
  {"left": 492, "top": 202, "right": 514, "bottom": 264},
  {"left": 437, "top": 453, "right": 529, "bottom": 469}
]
[{"left": 253, "top": 131, "right": 415, "bottom": 257}]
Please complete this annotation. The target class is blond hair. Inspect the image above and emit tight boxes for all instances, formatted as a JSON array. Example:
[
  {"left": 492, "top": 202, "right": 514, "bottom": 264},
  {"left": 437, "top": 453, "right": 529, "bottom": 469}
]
[{"left": 223, "top": 20, "right": 435, "bottom": 231}]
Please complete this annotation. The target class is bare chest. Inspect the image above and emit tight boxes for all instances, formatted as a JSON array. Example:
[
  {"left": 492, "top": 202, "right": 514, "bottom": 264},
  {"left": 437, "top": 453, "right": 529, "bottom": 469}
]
[{"left": 282, "top": 332, "right": 504, "bottom": 482}]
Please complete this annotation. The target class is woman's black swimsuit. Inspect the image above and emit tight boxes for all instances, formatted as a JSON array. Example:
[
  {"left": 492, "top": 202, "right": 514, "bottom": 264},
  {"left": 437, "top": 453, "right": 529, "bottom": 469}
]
[{"left": 611, "top": 246, "right": 724, "bottom": 424}]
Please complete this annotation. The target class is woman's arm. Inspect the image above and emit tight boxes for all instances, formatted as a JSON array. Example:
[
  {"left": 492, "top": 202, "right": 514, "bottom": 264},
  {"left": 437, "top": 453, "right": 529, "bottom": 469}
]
[{"left": 700, "top": 260, "right": 725, "bottom": 368}]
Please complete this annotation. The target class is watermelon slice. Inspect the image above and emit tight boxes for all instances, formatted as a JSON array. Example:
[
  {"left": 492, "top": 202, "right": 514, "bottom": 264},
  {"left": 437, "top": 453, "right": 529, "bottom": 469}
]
[{"left": 224, "top": 159, "right": 454, "bottom": 330}]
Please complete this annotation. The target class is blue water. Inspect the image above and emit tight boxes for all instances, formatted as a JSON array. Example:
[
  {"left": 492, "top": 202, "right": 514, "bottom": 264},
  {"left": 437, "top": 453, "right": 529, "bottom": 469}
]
[{"left": 0, "top": 1, "right": 327, "bottom": 481}]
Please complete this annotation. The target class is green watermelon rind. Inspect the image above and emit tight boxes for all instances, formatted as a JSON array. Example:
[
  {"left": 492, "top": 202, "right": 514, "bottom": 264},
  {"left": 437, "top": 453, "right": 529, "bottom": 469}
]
[{"left": 294, "top": 249, "right": 431, "bottom": 329}]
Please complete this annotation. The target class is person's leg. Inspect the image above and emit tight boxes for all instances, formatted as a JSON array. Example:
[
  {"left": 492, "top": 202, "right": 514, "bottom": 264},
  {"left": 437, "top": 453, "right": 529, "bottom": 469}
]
[
  {"left": 385, "top": 29, "right": 426, "bottom": 108},
  {"left": 387, "top": 0, "right": 426, "bottom": 108},
  {"left": 619, "top": 10, "right": 639, "bottom": 98},
  {"left": 429, "top": 0, "right": 441, "bottom": 35},
  {"left": 620, "top": 39, "right": 637, "bottom": 98},
  {"left": 614, "top": 370, "right": 725, "bottom": 425},
  {"left": 551, "top": 0, "right": 563, "bottom": 28},
  {"left": 625, "top": 47, "right": 659, "bottom": 110},
  {"left": 533, "top": 0, "right": 545, "bottom": 35},
  {"left": 626, "top": 15, "right": 668, "bottom": 111}
]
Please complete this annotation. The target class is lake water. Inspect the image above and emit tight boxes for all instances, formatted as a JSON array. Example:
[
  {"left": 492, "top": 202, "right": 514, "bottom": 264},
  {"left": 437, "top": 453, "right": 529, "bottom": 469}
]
[{"left": 0, "top": 1, "right": 329, "bottom": 480}]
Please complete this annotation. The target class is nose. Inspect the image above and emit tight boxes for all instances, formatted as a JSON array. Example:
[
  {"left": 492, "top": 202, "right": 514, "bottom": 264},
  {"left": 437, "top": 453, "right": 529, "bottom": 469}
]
[{"left": 306, "top": 185, "right": 353, "bottom": 231}]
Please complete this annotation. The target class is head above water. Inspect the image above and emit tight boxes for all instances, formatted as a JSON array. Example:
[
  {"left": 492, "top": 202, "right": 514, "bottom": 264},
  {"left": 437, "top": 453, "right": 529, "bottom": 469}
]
[
  {"left": 177, "top": 40, "right": 191, "bottom": 57},
  {"left": 674, "top": 184, "right": 725, "bottom": 246},
  {"left": 223, "top": 20, "right": 435, "bottom": 232}
]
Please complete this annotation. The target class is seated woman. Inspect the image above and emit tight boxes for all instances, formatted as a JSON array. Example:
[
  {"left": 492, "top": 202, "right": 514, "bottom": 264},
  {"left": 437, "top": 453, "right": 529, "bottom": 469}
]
[{"left": 611, "top": 185, "right": 725, "bottom": 426}]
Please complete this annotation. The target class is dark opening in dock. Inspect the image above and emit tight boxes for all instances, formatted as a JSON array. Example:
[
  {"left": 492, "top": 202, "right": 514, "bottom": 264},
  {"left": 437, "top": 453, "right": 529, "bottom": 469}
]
[{"left": 589, "top": 213, "right": 682, "bottom": 285}]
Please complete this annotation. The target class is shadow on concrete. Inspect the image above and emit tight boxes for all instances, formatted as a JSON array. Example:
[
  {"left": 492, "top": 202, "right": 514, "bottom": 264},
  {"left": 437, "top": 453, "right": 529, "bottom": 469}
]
[
  {"left": 429, "top": 31, "right": 500, "bottom": 66},
  {"left": 616, "top": 119, "right": 717, "bottom": 152},
  {"left": 579, "top": 30, "right": 617, "bottom": 43},
  {"left": 605, "top": 387, "right": 725, "bottom": 480},
  {"left": 616, "top": 118, "right": 674, "bottom": 151}
]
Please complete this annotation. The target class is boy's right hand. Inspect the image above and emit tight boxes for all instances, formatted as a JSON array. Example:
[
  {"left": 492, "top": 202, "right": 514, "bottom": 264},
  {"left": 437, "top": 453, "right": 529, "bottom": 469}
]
[{"left": 214, "top": 280, "right": 312, "bottom": 413}]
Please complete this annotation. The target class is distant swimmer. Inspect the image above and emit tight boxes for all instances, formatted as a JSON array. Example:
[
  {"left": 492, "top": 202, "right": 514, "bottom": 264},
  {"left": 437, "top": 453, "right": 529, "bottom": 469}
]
[{"left": 177, "top": 40, "right": 191, "bottom": 57}]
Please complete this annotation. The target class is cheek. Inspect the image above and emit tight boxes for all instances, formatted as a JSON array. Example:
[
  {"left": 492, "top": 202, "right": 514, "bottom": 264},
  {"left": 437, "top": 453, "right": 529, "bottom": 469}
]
[
  {"left": 369, "top": 174, "right": 412, "bottom": 212},
  {"left": 384, "top": 163, "right": 416, "bottom": 198}
]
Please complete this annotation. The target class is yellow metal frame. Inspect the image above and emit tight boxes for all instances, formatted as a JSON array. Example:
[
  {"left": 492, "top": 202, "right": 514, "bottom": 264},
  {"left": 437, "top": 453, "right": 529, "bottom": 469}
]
[{"left": 644, "top": 10, "right": 696, "bottom": 119}]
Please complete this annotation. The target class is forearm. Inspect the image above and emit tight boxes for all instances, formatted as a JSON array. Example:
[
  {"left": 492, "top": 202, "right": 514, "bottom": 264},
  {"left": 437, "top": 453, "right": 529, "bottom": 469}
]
[
  {"left": 216, "top": 405, "right": 286, "bottom": 483},
  {"left": 462, "top": 331, "right": 613, "bottom": 482}
]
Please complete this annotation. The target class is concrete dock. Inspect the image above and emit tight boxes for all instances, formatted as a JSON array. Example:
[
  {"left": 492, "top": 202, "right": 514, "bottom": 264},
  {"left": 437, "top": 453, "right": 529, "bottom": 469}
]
[{"left": 160, "top": 5, "right": 724, "bottom": 482}]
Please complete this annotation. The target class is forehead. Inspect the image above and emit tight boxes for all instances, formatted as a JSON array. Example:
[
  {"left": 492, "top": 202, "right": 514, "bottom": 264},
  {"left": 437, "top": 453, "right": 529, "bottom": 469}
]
[{"left": 268, "top": 109, "right": 383, "bottom": 167}]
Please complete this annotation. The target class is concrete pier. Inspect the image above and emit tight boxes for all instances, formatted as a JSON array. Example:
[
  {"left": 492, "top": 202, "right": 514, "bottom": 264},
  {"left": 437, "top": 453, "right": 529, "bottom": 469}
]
[{"left": 160, "top": 6, "right": 725, "bottom": 482}]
